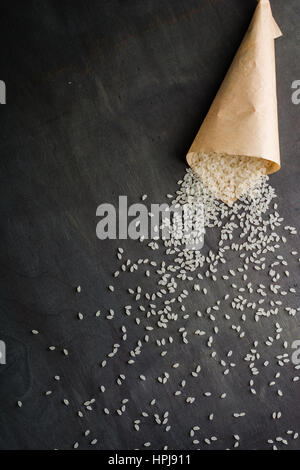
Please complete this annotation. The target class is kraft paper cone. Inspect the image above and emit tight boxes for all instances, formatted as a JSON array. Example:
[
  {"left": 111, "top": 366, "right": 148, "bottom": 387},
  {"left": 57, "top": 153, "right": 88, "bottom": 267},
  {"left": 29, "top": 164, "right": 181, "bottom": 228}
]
[{"left": 186, "top": 0, "right": 282, "bottom": 202}]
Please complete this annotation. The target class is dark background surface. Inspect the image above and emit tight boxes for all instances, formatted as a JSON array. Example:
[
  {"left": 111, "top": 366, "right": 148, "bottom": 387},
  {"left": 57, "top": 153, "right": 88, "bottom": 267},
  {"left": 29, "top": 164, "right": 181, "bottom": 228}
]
[{"left": 0, "top": 0, "right": 300, "bottom": 450}]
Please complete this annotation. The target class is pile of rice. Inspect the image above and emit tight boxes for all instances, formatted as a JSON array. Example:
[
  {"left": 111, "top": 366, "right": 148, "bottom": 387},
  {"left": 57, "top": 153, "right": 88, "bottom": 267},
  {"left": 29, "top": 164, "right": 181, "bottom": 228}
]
[{"left": 188, "top": 152, "right": 271, "bottom": 206}]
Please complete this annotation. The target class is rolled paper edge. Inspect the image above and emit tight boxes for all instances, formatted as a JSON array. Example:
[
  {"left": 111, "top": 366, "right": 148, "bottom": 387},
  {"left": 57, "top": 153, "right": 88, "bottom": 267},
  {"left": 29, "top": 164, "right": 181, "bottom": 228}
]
[{"left": 186, "top": 151, "right": 281, "bottom": 175}]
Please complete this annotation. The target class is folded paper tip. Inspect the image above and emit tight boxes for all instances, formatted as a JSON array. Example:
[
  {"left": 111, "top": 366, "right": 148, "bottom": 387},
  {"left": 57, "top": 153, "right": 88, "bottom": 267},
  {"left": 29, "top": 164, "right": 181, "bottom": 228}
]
[
  {"left": 273, "top": 23, "right": 283, "bottom": 39},
  {"left": 256, "top": 0, "right": 282, "bottom": 39}
]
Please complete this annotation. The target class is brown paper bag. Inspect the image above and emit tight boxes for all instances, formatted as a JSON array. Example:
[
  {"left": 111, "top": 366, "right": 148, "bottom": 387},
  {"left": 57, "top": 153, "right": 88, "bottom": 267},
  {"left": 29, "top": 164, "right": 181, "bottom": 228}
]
[{"left": 186, "top": 0, "right": 282, "bottom": 201}]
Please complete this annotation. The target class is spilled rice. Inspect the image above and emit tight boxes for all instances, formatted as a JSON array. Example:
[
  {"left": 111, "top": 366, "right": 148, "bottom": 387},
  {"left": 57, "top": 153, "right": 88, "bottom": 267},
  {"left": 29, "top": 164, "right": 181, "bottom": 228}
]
[{"left": 25, "top": 169, "right": 300, "bottom": 450}]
